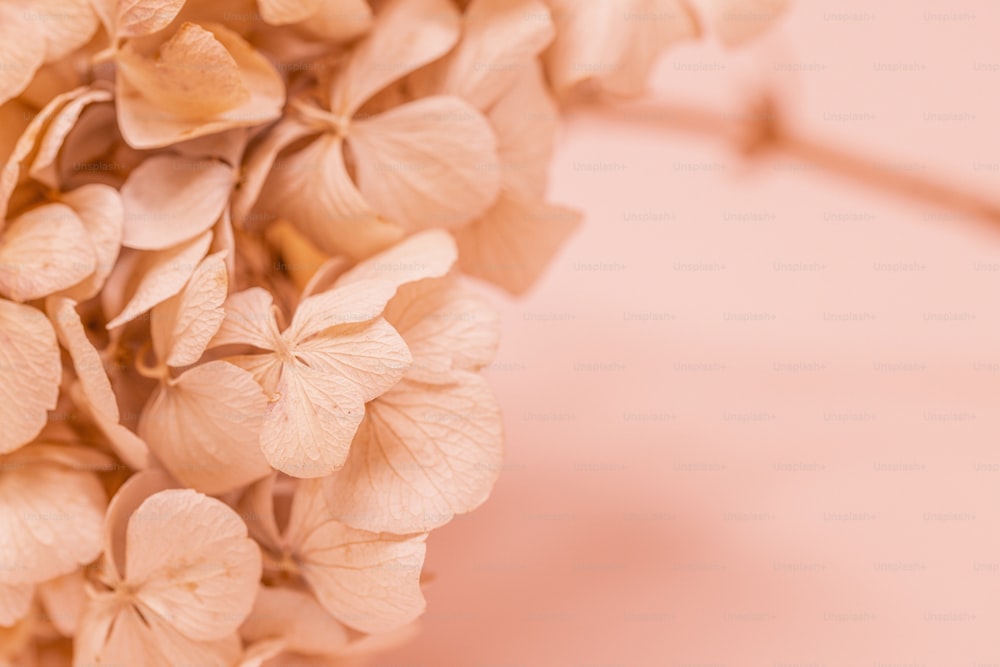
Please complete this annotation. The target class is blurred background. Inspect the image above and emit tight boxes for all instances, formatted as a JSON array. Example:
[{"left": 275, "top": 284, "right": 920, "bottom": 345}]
[{"left": 382, "top": 1, "right": 1000, "bottom": 664}]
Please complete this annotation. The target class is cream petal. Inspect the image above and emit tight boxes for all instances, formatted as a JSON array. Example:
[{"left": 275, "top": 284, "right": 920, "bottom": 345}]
[
  {"left": 29, "top": 87, "right": 113, "bottom": 190},
  {"left": 106, "top": 231, "right": 212, "bottom": 330},
  {"left": 68, "top": 381, "right": 152, "bottom": 471},
  {"left": 0, "top": 583, "right": 32, "bottom": 628},
  {"left": 287, "top": 481, "right": 426, "bottom": 634},
  {"left": 121, "top": 155, "right": 233, "bottom": 251},
  {"left": 287, "top": 279, "right": 397, "bottom": 342},
  {"left": 0, "top": 461, "right": 106, "bottom": 584},
  {"left": 151, "top": 251, "right": 228, "bottom": 367},
  {"left": 324, "top": 372, "right": 502, "bottom": 534},
  {"left": 210, "top": 286, "right": 279, "bottom": 350},
  {"left": 0, "top": 300, "right": 61, "bottom": 454},
  {"left": 126, "top": 489, "right": 262, "bottom": 641},
  {"left": 260, "top": 362, "right": 365, "bottom": 478},
  {"left": 383, "top": 277, "right": 500, "bottom": 384},
  {"left": 116, "top": 23, "right": 284, "bottom": 149},
  {"left": 349, "top": 96, "right": 501, "bottom": 231},
  {"left": 240, "top": 586, "right": 350, "bottom": 655},
  {"left": 0, "top": 203, "right": 96, "bottom": 303},
  {"left": 117, "top": 23, "right": 249, "bottom": 121},
  {"left": 46, "top": 297, "right": 119, "bottom": 424},
  {"left": 334, "top": 229, "right": 457, "bottom": 293},
  {"left": 0, "top": 6, "right": 45, "bottom": 107},
  {"left": 139, "top": 362, "right": 270, "bottom": 495},
  {"left": 291, "top": 318, "right": 410, "bottom": 403},
  {"left": 37, "top": 569, "right": 87, "bottom": 636},
  {"left": 487, "top": 62, "right": 559, "bottom": 198},
  {"left": 102, "top": 469, "right": 177, "bottom": 581},
  {"left": 231, "top": 117, "right": 314, "bottom": 228},
  {"left": 75, "top": 601, "right": 242, "bottom": 667},
  {"left": 544, "top": 0, "right": 698, "bottom": 96},
  {"left": 237, "top": 475, "right": 283, "bottom": 552},
  {"left": 57, "top": 184, "right": 124, "bottom": 301},
  {"left": 425, "top": 0, "right": 555, "bottom": 110},
  {"left": 116, "top": 0, "right": 188, "bottom": 38},
  {"left": 256, "top": 0, "right": 323, "bottom": 25},
  {"left": 30, "top": 0, "right": 100, "bottom": 62},
  {"left": 293, "top": 0, "right": 372, "bottom": 42},
  {"left": 328, "top": 0, "right": 460, "bottom": 115},
  {"left": 258, "top": 134, "right": 403, "bottom": 259},
  {"left": 455, "top": 192, "right": 581, "bottom": 295}
]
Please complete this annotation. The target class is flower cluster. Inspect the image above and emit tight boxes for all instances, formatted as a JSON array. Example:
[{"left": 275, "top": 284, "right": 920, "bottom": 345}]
[{"left": 0, "top": 0, "right": 784, "bottom": 664}]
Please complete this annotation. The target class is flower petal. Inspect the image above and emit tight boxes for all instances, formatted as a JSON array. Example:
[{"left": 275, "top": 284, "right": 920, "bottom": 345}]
[
  {"left": 292, "top": 318, "right": 410, "bottom": 403},
  {"left": 324, "top": 372, "right": 502, "bottom": 534},
  {"left": 0, "top": 582, "right": 32, "bottom": 628},
  {"left": 544, "top": 0, "right": 698, "bottom": 96},
  {"left": 334, "top": 229, "right": 457, "bottom": 293},
  {"left": 0, "top": 460, "right": 106, "bottom": 584},
  {"left": 455, "top": 192, "right": 581, "bottom": 295},
  {"left": 0, "top": 300, "right": 61, "bottom": 454},
  {"left": 231, "top": 117, "right": 314, "bottom": 228},
  {"left": 102, "top": 469, "right": 176, "bottom": 582},
  {"left": 288, "top": 279, "right": 397, "bottom": 342},
  {"left": 117, "top": 22, "right": 249, "bottom": 122},
  {"left": 384, "top": 277, "right": 500, "bottom": 384},
  {"left": 349, "top": 96, "right": 501, "bottom": 231},
  {"left": 126, "top": 489, "right": 262, "bottom": 641},
  {"left": 328, "top": 0, "right": 460, "bottom": 115},
  {"left": 121, "top": 155, "right": 233, "bottom": 251},
  {"left": 259, "top": 134, "right": 403, "bottom": 259},
  {"left": 140, "top": 362, "right": 270, "bottom": 495},
  {"left": 210, "top": 286, "right": 278, "bottom": 350},
  {"left": 116, "top": 23, "right": 284, "bottom": 149},
  {"left": 261, "top": 362, "right": 365, "bottom": 478},
  {"left": 424, "top": 0, "right": 555, "bottom": 109},
  {"left": 487, "top": 62, "right": 558, "bottom": 198},
  {"left": 106, "top": 231, "right": 212, "bottom": 330},
  {"left": 257, "top": 0, "right": 323, "bottom": 25},
  {"left": 57, "top": 184, "right": 125, "bottom": 301},
  {"left": 37, "top": 569, "right": 87, "bottom": 636},
  {"left": 294, "top": 0, "right": 372, "bottom": 42},
  {"left": 240, "top": 586, "right": 350, "bottom": 654},
  {"left": 0, "top": 7, "right": 44, "bottom": 105},
  {"left": 76, "top": 601, "right": 242, "bottom": 667},
  {"left": 47, "top": 297, "right": 119, "bottom": 424},
  {"left": 31, "top": 0, "right": 100, "bottom": 61},
  {"left": 151, "top": 251, "right": 228, "bottom": 367},
  {"left": 0, "top": 203, "right": 96, "bottom": 302},
  {"left": 286, "top": 480, "right": 427, "bottom": 634},
  {"left": 117, "top": 0, "right": 188, "bottom": 37},
  {"left": 29, "top": 87, "right": 113, "bottom": 190},
  {"left": 68, "top": 380, "right": 152, "bottom": 471}
]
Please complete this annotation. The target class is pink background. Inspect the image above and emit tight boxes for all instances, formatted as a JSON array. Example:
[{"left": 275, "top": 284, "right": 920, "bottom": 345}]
[{"left": 383, "top": 1, "right": 1000, "bottom": 664}]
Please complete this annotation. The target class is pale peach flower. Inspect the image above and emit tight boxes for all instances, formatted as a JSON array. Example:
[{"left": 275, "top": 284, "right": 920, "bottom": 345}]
[
  {"left": 250, "top": 0, "right": 501, "bottom": 258},
  {"left": 74, "top": 471, "right": 261, "bottom": 666},
  {"left": 241, "top": 475, "right": 427, "bottom": 634}
]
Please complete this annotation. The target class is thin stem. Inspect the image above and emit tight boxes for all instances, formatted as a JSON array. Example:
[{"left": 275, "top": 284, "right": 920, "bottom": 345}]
[{"left": 588, "top": 96, "right": 1000, "bottom": 236}]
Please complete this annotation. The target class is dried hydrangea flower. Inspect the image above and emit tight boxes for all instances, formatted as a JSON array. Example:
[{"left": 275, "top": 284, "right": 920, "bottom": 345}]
[
  {"left": 241, "top": 475, "right": 427, "bottom": 634},
  {"left": 74, "top": 472, "right": 261, "bottom": 666},
  {"left": 0, "top": 0, "right": 788, "bottom": 661}
]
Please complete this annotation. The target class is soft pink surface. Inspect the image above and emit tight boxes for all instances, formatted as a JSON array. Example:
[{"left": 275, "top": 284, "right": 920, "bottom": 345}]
[{"left": 382, "top": 1, "right": 1000, "bottom": 664}]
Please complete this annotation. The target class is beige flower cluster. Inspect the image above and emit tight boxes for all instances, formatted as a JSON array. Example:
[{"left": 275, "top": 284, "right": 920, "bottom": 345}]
[{"left": 0, "top": 0, "right": 784, "bottom": 664}]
